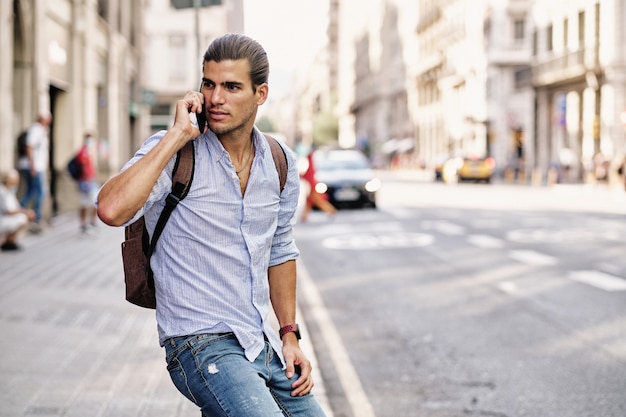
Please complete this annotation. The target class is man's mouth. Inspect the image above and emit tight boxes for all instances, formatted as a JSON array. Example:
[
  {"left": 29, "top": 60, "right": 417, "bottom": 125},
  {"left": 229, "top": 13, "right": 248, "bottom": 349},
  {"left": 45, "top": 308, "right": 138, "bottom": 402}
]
[{"left": 209, "top": 110, "right": 228, "bottom": 120}]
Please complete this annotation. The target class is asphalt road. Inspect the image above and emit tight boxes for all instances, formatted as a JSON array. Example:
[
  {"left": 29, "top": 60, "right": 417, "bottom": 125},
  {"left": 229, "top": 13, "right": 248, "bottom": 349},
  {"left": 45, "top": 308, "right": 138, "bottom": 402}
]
[{"left": 295, "top": 177, "right": 626, "bottom": 417}]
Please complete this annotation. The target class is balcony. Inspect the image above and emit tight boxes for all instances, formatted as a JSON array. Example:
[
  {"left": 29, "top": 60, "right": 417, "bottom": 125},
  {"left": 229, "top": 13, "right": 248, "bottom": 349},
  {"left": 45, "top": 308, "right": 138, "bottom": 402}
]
[{"left": 532, "top": 49, "right": 587, "bottom": 86}]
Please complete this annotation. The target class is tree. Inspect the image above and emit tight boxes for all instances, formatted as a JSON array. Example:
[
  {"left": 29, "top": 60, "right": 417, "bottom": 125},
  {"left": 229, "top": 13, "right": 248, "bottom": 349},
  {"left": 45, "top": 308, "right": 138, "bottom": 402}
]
[
  {"left": 312, "top": 96, "right": 339, "bottom": 146},
  {"left": 255, "top": 115, "right": 276, "bottom": 133}
]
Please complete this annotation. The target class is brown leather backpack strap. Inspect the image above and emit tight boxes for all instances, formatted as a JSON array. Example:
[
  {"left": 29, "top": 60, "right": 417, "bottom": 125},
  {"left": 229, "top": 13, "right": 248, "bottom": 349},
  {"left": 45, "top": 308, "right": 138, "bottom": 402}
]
[
  {"left": 263, "top": 134, "right": 288, "bottom": 192},
  {"left": 171, "top": 140, "right": 195, "bottom": 199},
  {"left": 146, "top": 140, "right": 195, "bottom": 278}
]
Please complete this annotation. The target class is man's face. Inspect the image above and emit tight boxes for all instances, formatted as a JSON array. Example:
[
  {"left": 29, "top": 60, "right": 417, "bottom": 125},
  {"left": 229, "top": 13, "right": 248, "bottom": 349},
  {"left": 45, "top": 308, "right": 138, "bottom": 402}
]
[{"left": 200, "top": 59, "right": 268, "bottom": 137}]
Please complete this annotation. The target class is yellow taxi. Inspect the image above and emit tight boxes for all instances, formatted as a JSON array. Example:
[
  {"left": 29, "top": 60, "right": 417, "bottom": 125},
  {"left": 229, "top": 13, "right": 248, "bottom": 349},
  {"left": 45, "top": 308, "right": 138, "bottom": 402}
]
[{"left": 442, "top": 156, "right": 495, "bottom": 183}]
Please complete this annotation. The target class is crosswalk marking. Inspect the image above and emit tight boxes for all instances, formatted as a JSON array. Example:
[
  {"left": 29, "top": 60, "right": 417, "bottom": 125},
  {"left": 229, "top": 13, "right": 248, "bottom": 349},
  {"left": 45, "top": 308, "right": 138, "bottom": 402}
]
[
  {"left": 568, "top": 270, "right": 626, "bottom": 291},
  {"left": 421, "top": 220, "right": 465, "bottom": 235},
  {"left": 337, "top": 212, "right": 626, "bottom": 293},
  {"left": 467, "top": 234, "right": 504, "bottom": 248},
  {"left": 508, "top": 250, "right": 558, "bottom": 266}
]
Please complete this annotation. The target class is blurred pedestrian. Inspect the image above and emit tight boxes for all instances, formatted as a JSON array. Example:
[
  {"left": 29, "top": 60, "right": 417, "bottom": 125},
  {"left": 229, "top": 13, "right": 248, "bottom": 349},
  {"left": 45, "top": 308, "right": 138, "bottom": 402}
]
[
  {"left": 300, "top": 150, "right": 336, "bottom": 222},
  {"left": 96, "top": 33, "right": 326, "bottom": 417},
  {"left": 15, "top": 130, "right": 29, "bottom": 199},
  {"left": 75, "top": 133, "right": 99, "bottom": 233},
  {"left": 19, "top": 111, "right": 52, "bottom": 230},
  {"left": 0, "top": 169, "right": 35, "bottom": 251}
]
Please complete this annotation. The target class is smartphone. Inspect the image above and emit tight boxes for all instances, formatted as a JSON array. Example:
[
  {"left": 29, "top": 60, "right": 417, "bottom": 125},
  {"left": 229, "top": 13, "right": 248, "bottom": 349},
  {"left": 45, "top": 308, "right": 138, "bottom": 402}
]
[{"left": 196, "top": 83, "right": 207, "bottom": 130}]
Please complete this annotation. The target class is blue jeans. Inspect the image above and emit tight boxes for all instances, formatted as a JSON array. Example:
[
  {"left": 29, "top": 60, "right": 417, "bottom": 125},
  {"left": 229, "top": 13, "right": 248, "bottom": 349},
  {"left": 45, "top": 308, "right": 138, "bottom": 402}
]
[
  {"left": 164, "top": 333, "right": 327, "bottom": 417},
  {"left": 20, "top": 171, "right": 45, "bottom": 223}
]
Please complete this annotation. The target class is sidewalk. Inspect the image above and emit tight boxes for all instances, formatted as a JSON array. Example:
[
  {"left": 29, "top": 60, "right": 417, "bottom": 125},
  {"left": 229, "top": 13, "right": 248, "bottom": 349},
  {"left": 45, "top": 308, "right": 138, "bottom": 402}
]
[{"left": 0, "top": 213, "right": 332, "bottom": 417}]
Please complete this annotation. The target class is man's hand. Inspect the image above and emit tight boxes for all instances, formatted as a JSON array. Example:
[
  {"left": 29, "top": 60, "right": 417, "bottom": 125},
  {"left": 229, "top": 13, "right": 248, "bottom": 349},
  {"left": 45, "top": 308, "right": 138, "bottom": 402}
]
[
  {"left": 174, "top": 91, "right": 206, "bottom": 137},
  {"left": 282, "top": 336, "right": 315, "bottom": 397},
  {"left": 97, "top": 90, "right": 206, "bottom": 227}
]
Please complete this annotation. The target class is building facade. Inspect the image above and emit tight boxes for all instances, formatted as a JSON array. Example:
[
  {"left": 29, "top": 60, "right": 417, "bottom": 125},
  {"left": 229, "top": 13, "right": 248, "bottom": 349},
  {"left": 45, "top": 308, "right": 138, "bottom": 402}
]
[
  {"left": 143, "top": 0, "right": 243, "bottom": 135},
  {"left": 335, "top": 0, "right": 418, "bottom": 166},
  {"left": 531, "top": 0, "right": 626, "bottom": 184},
  {"left": 0, "top": 0, "right": 147, "bottom": 217},
  {"left": 327, "top": 0, "right": 626, "bottom": 185}
]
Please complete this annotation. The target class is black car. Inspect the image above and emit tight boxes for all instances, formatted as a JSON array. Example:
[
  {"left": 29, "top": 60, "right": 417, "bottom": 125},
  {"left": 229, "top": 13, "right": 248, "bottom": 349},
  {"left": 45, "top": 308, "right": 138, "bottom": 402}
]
[{"left": 312, "top": 148, "right": 380, "bottom": 208}]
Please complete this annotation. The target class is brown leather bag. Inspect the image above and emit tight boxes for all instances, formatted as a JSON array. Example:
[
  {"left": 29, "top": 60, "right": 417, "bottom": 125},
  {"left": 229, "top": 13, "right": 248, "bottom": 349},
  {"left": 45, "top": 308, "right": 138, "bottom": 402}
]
[{"left": 121, "top": 135, "right": 287, "bottom": 309}]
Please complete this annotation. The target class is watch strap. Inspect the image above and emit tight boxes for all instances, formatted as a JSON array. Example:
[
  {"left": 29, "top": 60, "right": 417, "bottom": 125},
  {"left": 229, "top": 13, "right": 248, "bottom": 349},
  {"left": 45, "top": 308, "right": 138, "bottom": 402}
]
[{"left": 279, "top": 323, "right": 301, "bottom": 340}]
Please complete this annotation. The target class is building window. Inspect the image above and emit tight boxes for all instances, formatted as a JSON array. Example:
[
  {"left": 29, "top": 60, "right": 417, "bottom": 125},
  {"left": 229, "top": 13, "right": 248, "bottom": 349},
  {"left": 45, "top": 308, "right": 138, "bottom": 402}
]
[
  {"left": 594, "top": 3, "right": 600, "bottom": 47},
  {"left": 547, "top": 24, "right": 553, "bottom": 52},
  {"left": 513, "top": 18, "right": 525, "bottom": 43},
  {"left": 171, "top": 0, "right": 222, "bottom": 9},
  {"left": 169, "top": 35, "right": 187, "bottom": 82},
  {"left": 563, "top": 18, "right": 568, "bottom": 49},
  {"left": 98, "top": 0, "right": 107, "bottom": 19},
  {"left": 578, "top": 11, "right": 585, "bottom": 47}
]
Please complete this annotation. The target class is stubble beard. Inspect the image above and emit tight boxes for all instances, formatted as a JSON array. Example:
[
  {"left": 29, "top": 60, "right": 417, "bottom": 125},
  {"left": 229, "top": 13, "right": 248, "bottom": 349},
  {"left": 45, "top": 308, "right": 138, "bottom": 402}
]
[{"left": 209, "top": 107, "right": 257, "bottom": 138}]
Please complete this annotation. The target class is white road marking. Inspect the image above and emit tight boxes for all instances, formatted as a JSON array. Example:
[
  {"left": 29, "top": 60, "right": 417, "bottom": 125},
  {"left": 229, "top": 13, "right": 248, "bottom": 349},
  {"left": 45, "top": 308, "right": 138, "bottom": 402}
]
[
  {"left": 467, "top": 234, "right": 504, "bottom": 249},
  {"left": 298, "top": 263, "right": 377, "bottom": 417},
  {"left": 568, "top": 270, "right": 626, "bottom": 291},
  {"left": 421, "top": 220, "right": 465, "bottom": 235},
  {"left": 508, "top": 250, "right": 558, "bottom": 266},
  {"left": 322, "top": 232, "right": 434, "bottom": 250},
  {"left": 497, "top": 281, "right": 519, "bottom": 295},
  {"left": 433, "top": 220, "right": 465, "bottom": 235},
  {"left": 383, "top": 207, "right": 417, "bottom": 219}
]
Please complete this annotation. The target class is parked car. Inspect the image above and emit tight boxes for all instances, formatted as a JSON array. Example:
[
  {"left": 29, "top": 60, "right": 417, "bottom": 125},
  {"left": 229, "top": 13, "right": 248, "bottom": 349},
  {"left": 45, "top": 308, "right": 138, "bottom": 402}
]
[
  {"left": 312, "top": 148, "right": 380, "bottom": 208},
  {"left": 442, "top": 156, "right": 495, "bottom": 183}
]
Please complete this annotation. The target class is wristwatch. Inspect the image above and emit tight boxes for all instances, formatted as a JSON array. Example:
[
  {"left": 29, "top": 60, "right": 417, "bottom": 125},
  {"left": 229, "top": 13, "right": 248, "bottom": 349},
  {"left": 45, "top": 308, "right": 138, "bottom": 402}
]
[{"left": 279, "top": 323, "right": 301, "bottom": 340}]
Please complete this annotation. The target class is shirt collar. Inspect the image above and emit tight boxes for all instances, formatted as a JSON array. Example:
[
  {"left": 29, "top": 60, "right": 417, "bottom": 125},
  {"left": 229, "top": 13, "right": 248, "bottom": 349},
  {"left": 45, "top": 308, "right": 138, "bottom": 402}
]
[{"left": 202, "top": 127, "right": 269, "bottom": 163}]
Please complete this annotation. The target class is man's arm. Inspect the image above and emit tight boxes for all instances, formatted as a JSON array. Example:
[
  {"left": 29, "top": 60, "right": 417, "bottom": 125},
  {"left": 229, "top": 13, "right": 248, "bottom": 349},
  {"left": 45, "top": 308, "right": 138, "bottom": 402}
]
[
  {"left": 97, "top": 94, "right": 202, "bottom": 226},
  {"left": 268, "top": 260, "right": 315, "bottom": 397},
  {"left": 25, "top": 144, "right": 35, "bottom": 176}
]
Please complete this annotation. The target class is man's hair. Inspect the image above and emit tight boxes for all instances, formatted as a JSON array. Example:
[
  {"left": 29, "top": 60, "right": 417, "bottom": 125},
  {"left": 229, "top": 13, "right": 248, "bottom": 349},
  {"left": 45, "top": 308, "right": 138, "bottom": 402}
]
[
  {"left": 203, "top": 33, "right": 269, "bottom": 92},
  {"left": 37, "top": 111, "right": 52, "bottom": 124}
]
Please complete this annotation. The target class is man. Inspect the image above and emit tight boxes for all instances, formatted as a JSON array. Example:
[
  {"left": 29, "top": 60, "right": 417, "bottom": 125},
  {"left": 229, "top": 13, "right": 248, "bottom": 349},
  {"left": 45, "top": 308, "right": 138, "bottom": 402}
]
[
  {"left": 0, "top": 169, "right": 35, "bottom": 251},
  {"left": 20, "top": 111, "right": 52, "bottom": 228},
  {"left": 97, "top": 34, "right": 326, "bottom": 416}
]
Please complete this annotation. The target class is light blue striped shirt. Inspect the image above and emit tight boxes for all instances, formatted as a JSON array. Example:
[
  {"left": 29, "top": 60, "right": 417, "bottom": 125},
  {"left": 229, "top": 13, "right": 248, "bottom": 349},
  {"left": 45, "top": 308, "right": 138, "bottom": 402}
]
[{"left": 121, "top": 128, "right": 300, "bottom": 363}]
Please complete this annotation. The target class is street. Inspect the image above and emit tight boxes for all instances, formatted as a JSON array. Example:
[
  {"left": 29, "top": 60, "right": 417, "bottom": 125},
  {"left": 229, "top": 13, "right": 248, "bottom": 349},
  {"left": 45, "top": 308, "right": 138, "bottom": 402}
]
[
  {"left": 295, "top": 174, "right": 626, "bottom": 417},
  {"left": 1, "top": 172, "right": 626, "bottom": 417}
]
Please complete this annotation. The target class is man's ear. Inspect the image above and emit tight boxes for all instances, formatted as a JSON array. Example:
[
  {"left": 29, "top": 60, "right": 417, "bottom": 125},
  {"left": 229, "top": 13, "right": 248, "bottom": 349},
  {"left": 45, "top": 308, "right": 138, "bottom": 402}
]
[{"left": 256, "top": 83, "right": 269, "bottom": 105}]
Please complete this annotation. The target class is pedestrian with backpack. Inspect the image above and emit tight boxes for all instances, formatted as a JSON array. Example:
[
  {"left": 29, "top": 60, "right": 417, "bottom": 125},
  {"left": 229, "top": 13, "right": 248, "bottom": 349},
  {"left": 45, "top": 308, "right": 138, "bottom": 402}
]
[
  {"left": 72, "top": 133, "right": 99, "bottom": 234},
  {"left": 96, "top": 33, "right": 326, "bottom": 417},
  {"left": 19, "top": 111, "right": 52, "bottom": 231}
]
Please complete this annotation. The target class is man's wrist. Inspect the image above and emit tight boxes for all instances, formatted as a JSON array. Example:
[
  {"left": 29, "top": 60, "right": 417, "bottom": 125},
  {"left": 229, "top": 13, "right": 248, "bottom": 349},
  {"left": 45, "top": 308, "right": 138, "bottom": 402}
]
[{"left": 279, "top": 323, "right": 301, "bottom": 340}]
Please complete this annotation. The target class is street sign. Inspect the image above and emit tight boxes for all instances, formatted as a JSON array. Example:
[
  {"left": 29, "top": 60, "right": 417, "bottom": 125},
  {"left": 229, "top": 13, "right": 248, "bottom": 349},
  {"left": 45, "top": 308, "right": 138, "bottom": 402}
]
[{"left": 141, "top": 89, "right": 157, "bottom": 106}]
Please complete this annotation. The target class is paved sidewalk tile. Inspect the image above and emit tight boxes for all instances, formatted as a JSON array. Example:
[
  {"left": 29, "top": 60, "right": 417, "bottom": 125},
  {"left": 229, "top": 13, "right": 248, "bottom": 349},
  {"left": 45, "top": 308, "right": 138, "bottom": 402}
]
[{"left": 0, "top": 213, "right": 330, "bottom": 417}]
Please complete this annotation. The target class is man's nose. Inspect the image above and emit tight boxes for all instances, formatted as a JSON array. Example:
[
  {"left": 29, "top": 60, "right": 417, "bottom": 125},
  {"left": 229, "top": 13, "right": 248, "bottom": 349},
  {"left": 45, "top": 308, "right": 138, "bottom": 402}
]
[{"left": 209, "top": 87, "right": 226, "bottom": 104}]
